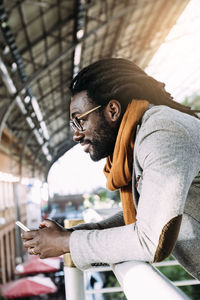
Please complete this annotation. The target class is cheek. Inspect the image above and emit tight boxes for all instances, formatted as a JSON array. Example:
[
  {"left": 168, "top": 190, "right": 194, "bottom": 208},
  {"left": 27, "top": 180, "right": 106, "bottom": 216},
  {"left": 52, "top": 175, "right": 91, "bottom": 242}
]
[{"left": 84, "top": 116, "right": 100, "bottom": 136}]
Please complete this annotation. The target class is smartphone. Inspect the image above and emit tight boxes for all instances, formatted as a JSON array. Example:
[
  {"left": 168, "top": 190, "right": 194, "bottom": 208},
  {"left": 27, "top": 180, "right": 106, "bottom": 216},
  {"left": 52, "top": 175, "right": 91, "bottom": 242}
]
[{"left": 15, "top": 221, "right": 30, "bottom": 232}]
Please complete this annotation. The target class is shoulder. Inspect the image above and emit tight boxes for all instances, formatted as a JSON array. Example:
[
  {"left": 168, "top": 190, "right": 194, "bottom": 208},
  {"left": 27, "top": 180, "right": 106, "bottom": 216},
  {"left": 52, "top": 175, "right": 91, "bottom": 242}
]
[
  {"left": 137, "top": 105, "right": 200, "bottom": 142},
  {"left": 135, "top": 105, "right": 200, "bottom": 167},
  {"left": 142, "top": 105, "right": 196, "bottom": 128}
]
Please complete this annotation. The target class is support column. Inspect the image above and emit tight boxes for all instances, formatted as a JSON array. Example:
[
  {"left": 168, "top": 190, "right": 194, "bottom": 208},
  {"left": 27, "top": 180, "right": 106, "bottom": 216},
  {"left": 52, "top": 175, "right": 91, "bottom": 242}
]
[
  {"left": 0, "top": 235, "right": 6, "bottom": 283},
  {"left": 64, "top": 219, "right": 85, "bottom": 300},
  {"left": 13, "top": 182, "right": 23, "bottom": 261}
]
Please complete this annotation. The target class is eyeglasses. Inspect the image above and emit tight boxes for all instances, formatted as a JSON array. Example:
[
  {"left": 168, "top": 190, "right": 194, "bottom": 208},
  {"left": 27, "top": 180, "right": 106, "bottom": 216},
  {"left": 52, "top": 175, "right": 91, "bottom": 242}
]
[{"left": 70, "top": 105, "right": 101, "bottom": 131}]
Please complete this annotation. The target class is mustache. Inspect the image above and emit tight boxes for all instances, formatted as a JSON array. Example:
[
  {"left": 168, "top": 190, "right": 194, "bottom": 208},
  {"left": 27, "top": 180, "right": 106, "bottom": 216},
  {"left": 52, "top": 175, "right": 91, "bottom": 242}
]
[{"left": 79, "top": 138, "right": 92, "bottom": 145}]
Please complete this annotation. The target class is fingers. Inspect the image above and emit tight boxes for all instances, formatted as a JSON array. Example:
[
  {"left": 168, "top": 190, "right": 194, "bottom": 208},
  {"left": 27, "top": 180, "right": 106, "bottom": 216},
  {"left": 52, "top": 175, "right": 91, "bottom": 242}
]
[
  {"left": 23, "top": 239, "right": 37, "bottom": 249},
  {"left": 28, "top": 248, "right": 38, "bottom": 255},
  {"left": 39, "top": 219, "right": 55, "bottom": 229},
  {"left": 21, "top": 230, "right": 38, "bottom": 240},
  {"left": 22, "top": 221, "right": 68, "bottom": 259}
]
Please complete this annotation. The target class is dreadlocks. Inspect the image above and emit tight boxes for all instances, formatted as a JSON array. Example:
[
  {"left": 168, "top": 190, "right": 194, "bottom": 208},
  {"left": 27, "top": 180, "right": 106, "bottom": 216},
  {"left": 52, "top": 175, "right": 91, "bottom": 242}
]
[{"left": 70, "top": 58, "right": 199, "bottom": 118}]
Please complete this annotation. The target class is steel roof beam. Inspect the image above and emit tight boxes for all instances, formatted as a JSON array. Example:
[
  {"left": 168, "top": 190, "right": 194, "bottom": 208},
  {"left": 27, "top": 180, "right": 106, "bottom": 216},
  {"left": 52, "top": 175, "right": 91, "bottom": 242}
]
[
  {"left": 14, "top": 2, "right": 140, "bottom": 95},
  {"left": 0, "top": 3, "right": 139, "bottom": 148},
  {"left": 19, "top": 14, "right": 75, "bottom": 56},
  {"left": 44, "top": 109, "right": 68, "bottom": 125}
]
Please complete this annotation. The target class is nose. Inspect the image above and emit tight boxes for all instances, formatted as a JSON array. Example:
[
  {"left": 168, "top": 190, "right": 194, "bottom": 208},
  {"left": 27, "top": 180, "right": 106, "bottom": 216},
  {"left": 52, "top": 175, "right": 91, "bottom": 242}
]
[{"left": 73, "top": 129, "right": 85, "bottom": 143}]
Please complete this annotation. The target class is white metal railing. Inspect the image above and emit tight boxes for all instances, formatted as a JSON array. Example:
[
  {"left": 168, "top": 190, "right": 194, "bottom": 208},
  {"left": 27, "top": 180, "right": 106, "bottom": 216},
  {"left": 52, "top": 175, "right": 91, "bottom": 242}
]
[
  {"left": 112, "top": 261, "right": 191, "bottom": 300},
  {"left": 64, "top": 266, "right": 85, "bottom": 300},
  {"left": 85, "top": 265, "right": 122, "bottom": 297},
  {"left": 63, "top": 213, "right": 200, "bottom": 300},
  {"left": 64, "top": 260, "right": 200, "bottom": 300}
]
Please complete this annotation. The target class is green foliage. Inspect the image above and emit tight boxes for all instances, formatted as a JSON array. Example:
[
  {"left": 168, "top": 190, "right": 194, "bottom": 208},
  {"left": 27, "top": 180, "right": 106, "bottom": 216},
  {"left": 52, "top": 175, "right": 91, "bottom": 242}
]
[
  {"left": 157, "top": 264, "right": 193, "bottom": 282},
  {"left": 104, "top": 293, "right": 126, "bottom": 300},
  {"left": 83, "top": 188, "right": 121, "bottom": 209},
  {"left": 157, "top": 257, "right": 200, "bottom": 299},
  {"left": 98, "top": 189, "right": 121, "bottom": 203},
  {"left": 182, "top": 94, "right": 200, "bottom": 111},
  {"left": 103, "top": 271, "right": 126, "bottom": 300}
]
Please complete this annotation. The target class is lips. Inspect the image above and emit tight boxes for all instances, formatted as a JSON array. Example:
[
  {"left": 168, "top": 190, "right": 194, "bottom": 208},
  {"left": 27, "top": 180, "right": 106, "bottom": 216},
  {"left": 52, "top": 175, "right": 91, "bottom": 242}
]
[
  {"left": 79, "top": 140, "right": 90, "bottom": 152},
  {"left": 83, "top": 143, "right": 90, "bottom": 152},
  {"left": 80, "top": 139, "right": 92, "bottom": 153}
]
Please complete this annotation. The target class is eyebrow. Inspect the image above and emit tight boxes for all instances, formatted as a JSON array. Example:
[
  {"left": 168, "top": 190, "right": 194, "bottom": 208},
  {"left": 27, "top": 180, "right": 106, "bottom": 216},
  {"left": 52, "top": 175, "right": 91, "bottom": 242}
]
[{"left": 71, "top": 111, "right": 81, "bottom": 119}]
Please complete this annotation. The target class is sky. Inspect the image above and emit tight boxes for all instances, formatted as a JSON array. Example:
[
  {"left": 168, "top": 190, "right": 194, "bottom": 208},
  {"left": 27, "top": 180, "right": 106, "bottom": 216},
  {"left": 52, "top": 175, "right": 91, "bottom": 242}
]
[
  {"left": 48, "top": 0, "right": 200, "bottom": 195},
  {"left": 146, "top": 0, "right": 200, "bottom": 101},
  {"left": 48, "top": 145, "right": 106, "bottom": 196}
]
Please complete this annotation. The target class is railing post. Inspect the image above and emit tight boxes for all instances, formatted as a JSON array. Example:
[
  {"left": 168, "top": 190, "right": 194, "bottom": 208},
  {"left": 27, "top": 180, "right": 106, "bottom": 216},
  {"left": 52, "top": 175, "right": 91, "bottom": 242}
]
[
  {"left": 111, "top": 260, "right": 191, "bottom": 300},
  {"left": 64, "top": 219, "right": 85, "bottom": 300}
]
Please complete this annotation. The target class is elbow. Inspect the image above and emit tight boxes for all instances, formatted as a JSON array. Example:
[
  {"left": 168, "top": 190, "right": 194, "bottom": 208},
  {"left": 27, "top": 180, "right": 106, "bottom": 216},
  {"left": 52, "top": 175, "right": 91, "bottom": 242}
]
[{"left": 153, "top": 215, "right": 182, "bottom": 262}]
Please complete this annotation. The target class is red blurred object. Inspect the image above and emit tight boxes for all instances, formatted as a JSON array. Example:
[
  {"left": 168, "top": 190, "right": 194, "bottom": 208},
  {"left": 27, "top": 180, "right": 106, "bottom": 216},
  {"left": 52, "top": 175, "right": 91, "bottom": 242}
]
[
  {"left": 0, "top": 276, "right": 58, "bottom": 298},
  {"left": 15, "top": 255, "right": 61, "bottom": 275},
  {"left": 42, "top": 212, "right": 49, "bottom": 220}
]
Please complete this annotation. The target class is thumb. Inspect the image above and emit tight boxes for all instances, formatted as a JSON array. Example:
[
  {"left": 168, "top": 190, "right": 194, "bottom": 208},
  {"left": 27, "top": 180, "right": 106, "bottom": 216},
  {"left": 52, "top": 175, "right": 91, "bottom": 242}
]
[{"left": 39, "top": 219, "right": 54, "bottom": 228}]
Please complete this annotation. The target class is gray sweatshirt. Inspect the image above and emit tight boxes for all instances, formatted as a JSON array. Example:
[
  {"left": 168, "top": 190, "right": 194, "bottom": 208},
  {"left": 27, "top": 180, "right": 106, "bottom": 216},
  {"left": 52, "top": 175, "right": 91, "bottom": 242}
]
[{"left": 69, "top": 105, "right": 200, "bottom": 280}]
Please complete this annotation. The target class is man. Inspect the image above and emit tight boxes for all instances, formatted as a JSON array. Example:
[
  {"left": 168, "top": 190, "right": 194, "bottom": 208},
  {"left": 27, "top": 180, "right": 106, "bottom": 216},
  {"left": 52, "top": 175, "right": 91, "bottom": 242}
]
[{"left": 22, "top": 58, "right": 200, "bottom": 280}]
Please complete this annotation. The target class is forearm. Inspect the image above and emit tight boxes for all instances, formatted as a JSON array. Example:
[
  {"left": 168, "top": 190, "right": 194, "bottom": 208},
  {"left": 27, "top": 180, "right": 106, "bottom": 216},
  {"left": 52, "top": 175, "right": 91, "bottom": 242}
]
[
  {"left": 71, "top": 210, "right": 124, "bottom": 231},
  {"left": 70, "top": 222, "right": 155, "bottom": 270}
]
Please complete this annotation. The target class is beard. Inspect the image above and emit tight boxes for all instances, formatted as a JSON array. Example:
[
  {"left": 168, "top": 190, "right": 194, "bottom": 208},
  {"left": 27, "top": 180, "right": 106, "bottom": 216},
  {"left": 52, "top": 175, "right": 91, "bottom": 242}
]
[{"left": 88, "top": 117, "right": 119, "bottom": 161}]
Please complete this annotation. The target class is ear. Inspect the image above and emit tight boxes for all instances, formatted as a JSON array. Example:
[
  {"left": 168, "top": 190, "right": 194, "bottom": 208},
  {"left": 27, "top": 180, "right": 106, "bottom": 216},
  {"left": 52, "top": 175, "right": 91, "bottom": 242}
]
[{"left": 104, "top": 100, "right": 121, "bottom": 123}]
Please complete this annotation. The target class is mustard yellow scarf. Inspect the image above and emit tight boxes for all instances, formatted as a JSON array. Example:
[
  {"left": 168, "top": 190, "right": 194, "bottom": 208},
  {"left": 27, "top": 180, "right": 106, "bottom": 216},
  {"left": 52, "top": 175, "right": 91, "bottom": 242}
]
[{"left": 104, "top": 99, "right": 149, "bottom": 225}]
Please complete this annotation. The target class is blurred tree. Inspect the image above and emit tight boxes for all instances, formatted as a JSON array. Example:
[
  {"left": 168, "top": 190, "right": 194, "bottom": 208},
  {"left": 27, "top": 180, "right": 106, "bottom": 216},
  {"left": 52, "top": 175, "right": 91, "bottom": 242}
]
[
  {"left": 182, "top": 94, "right": 200, "bottom": 111},
  {"left": 157, "top": 257, "right": 200, "bottom": 299}
]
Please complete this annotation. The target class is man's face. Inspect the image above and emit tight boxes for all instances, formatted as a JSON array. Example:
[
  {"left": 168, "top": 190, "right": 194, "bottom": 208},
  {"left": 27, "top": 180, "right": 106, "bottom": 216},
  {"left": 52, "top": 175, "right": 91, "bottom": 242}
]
[{"left": 70, "top": 91, "right": 118, "bottom": 161}]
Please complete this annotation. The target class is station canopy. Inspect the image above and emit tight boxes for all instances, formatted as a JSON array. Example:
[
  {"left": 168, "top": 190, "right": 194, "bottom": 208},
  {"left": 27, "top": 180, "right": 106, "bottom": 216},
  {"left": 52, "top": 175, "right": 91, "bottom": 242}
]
[{"left": 0, "top": 0, "right": 189, "bottom": 177}]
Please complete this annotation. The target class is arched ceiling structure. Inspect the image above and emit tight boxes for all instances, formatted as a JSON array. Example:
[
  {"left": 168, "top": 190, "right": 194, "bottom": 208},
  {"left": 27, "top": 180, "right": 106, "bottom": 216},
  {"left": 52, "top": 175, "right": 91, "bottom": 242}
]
[{"left": 0, "top": 0, "right": 189, "bottom": 179}]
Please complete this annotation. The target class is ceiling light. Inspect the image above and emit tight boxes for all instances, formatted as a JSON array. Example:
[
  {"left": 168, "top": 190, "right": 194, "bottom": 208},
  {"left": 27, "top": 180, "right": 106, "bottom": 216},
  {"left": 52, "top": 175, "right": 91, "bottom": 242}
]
[
  {"left": 74, "top": 44, "right": 82, "bottom": 67},
  {"left": 77, "top": 29, "right": 84, "bottom": 39},
  {"left": 16, "top": 96, "right": 27, "bottom": 115},
  {"left": 0, "top": 57, "right": 16, "bottom": 94},
  {"left": 1, "top": 21, "right": 7, "bottom": 28},
  {"left": 24, "top": 95, "right": 31, "bottom": 103},
  {"left": 31, "top": 97, "right": 43, "bottom": 122},
  {"left": 31, "top": 97, "right": 50, "bottom": 141},
  {"left": 11, "top": 62, "right": 17, "bottom": 72},
  {"left": 33, "top": 129, "right": 43, "bottom": 145},
  {"left": 40, "top": 121, "right": 49, "bottom": 140},
  {"left": 42, "top": 143, "right": 52, "bottom": 161},
  {"left": 3, "top": 45, "right": 9, "bottom": 55},
  {"left": 26, "top": 117, "right": 35, "bottom": 129},
  {"left": 46, "top": 154, "right": 52, "bottom": 161}
]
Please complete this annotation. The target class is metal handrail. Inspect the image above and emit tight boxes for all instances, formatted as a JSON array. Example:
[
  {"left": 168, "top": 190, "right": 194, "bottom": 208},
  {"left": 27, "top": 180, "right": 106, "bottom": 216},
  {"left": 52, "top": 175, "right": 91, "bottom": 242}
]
[
  {"left": 111, "top": 260, "right": 191, "bottom": 300},
  {"left": 64, "top": 213, "right": 200, "bottom": 300},
  {"left": 84, "top": 260, "right": 200, "bottom": 298}
]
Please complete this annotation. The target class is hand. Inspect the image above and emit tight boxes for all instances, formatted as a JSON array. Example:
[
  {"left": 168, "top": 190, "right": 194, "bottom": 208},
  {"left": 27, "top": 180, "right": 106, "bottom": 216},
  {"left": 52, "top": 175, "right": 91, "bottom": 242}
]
[{"left": 22, "top": 219, "right": 71, "bottom": 259}]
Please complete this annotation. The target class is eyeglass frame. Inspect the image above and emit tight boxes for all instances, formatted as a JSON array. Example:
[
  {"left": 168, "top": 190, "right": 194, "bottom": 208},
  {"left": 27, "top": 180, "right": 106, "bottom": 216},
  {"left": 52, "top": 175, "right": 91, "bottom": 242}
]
[{"left": 70, "top": 105, "right": 102, "bottom": 132}]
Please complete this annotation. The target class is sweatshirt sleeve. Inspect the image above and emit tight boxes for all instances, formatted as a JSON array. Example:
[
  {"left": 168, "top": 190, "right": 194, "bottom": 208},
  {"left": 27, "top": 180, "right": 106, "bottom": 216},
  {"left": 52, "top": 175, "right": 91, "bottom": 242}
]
[
  {"left": 71, "top": 210, "right": 124, "bottom": 231},
  {"left": 70, "top": 117, "right": 200, "bottom": 270}
]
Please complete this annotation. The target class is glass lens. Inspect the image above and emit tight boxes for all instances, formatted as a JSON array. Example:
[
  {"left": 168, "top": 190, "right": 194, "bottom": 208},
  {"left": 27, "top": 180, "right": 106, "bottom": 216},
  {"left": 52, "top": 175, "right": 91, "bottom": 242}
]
[
  {"left": 70, "top": 118, "right": 82, "bottom": 131},
  {"left": 74, "top": 117, "right": 82, "bottom": 131},
  {"left": 70, "top": 121, "right": 76, "bottom": 131}
]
